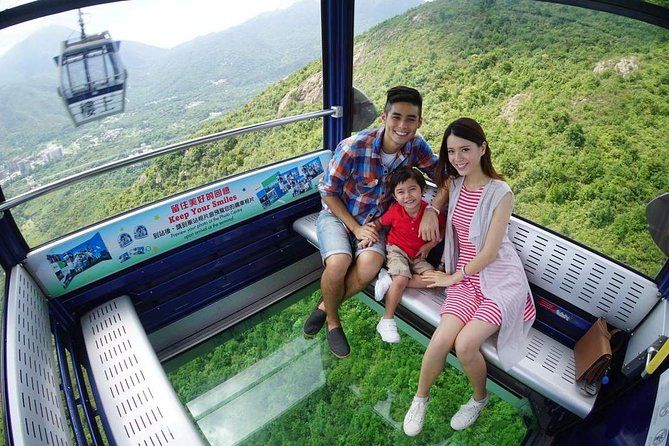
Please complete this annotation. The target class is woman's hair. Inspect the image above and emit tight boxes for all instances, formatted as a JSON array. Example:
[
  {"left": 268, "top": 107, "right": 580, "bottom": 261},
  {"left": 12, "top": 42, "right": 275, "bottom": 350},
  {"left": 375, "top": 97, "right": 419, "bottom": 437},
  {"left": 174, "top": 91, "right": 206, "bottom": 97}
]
[{"left": 435, "top": 117, "right": 504, "bottom": 188}]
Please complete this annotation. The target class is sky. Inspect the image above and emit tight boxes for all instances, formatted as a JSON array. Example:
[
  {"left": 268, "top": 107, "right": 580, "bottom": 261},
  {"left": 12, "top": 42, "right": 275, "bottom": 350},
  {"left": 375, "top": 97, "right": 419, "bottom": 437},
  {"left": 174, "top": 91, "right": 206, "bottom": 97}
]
[{"left": 0, "top": 0, "right": 304, "bottom": 56}]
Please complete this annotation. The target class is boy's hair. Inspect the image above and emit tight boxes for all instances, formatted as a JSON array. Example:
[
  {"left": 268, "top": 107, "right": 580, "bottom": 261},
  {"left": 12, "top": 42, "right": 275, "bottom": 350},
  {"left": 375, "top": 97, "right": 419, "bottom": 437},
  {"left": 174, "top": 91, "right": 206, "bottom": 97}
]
[
  {"left": 384, "top": 86, "right": 422, "bottom": 117},
  {"left": 390, "top": 166, "right": 427, "bottom": 195}
]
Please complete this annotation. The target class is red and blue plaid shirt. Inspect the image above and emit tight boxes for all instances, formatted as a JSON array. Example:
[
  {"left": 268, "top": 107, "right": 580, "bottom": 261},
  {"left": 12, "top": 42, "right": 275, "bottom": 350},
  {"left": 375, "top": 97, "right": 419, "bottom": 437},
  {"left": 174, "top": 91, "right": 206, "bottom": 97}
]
[{"left": 319, "top": 127, "right": 439, "bottom": 224}]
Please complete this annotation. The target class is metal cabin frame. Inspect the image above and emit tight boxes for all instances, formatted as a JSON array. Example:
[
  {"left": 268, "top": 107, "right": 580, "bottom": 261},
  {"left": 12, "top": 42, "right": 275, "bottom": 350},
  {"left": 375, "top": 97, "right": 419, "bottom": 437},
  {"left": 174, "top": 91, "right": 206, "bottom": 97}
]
[{"left": 1, "top": 1, "right": 668, "bottom": 445}]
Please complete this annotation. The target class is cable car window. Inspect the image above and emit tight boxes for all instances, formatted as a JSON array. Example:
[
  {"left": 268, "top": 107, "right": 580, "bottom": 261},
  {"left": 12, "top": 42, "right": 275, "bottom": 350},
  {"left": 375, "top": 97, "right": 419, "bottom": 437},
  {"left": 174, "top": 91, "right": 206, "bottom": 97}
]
[
  {"left": 352, "top": 0, "right": 669, "bottom": 277},
  {"left": 1, "top": 1, "right": 428, "bottom": 249}
]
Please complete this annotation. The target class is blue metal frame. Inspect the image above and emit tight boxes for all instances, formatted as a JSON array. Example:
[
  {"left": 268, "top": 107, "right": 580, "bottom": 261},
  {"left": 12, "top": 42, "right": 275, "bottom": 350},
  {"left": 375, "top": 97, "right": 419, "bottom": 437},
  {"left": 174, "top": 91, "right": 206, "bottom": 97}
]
[
  {"left": 69, "top": 335, "right": 105, "bottom": 446},
  {"left": 658, "top": 260, "right": 669, "bottom": 300},
  {"left": 552, "top": 368, "right": 665, "bottom": 445},
  {"left": 53, "top": 320, "right": 88, "bottom": 446},
  {"left": 78, "top": 346, "right": 117, "bottom": 446},
  {"left": 321, "top": 0, "right": 354, "bottom": 150}
]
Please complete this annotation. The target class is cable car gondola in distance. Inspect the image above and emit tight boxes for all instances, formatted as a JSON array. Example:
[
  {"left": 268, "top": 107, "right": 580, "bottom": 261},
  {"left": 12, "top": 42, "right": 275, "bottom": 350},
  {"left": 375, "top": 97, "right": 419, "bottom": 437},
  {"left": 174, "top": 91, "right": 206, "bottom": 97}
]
[{"left": 53, "top": 9, "right": 127, "bottom": 127}]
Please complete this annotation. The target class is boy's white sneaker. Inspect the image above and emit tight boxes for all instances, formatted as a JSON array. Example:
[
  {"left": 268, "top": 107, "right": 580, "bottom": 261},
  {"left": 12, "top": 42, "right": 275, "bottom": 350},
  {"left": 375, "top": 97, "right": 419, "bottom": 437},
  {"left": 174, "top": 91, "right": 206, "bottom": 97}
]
[
  {"left": 376, "top": 317, "right": 400, "bottom": 343},
  {"left": 450, "top": 395, "right": 489, "bottom": 430},
  {"left": 403, "top": 395, "right": 429, "bottom": 436},
  {"left": 374, "top": 268, "right": 392, "bottom": 301}
]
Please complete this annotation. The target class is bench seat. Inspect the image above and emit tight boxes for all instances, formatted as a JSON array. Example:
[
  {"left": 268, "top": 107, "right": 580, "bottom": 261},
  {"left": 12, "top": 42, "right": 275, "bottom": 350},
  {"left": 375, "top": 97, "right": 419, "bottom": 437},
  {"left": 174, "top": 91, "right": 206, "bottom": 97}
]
[
  {"left": 81, "top": 295, "right": 204, "bottom": 446},
  {"left": 293, "top": 212, "right": 597, "bottom": 418}
]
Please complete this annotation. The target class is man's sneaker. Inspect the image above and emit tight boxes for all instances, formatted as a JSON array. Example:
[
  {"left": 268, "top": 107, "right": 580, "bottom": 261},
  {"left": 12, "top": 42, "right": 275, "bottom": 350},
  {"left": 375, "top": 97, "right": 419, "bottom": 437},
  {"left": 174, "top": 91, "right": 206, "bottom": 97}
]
[
  {"left": 376, "top": 317, "right": 400, "bottom": 343},
  {"left": 403, "top": 395, "right": 429, "bottom": 436},
  {"left": 303, "top": 301, "right": 326, "bottom": 337},
  {"left": 327, "top": 327, "right": 351, "bottom": 358},
  {"left": 450, "top": 395, "right": 489, "bottom": 430},
  {"left": 374, "top": 269, "right": 393, "bottom": 301}
]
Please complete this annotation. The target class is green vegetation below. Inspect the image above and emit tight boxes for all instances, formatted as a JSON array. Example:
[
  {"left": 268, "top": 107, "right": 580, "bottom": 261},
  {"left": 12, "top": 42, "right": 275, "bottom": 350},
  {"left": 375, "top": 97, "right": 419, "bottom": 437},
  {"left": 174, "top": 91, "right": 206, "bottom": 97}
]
[
  {"left": 166, "top": 288, "right": 529, "bottom": 445},
  {"left": 12, "top": 0, "right": 669, "bottom": 277}
]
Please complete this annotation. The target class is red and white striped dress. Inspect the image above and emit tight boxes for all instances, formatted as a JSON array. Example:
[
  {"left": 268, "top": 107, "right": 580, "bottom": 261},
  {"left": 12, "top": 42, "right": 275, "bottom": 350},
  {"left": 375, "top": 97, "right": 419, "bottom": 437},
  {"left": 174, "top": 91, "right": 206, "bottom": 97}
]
[{"left": 440, "top": 185, "right": 536, "bottom": 325}]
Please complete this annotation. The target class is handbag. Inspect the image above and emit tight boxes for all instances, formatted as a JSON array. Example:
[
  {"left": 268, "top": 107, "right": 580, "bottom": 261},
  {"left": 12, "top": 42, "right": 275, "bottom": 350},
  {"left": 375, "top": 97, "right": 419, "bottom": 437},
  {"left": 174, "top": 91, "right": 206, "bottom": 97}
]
[{"left": 573, "top": 317, "right": 622, "bottom": 396}]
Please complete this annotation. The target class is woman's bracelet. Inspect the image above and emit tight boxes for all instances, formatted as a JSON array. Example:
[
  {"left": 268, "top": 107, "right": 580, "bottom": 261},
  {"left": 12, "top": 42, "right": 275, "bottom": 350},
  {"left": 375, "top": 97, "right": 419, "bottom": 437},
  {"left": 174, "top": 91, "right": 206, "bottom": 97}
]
[
  {"left": 426, "top": 205, "right": 440, "bottom": 215},
  {"left": 461, "top": 265, "right": 470, "bottom": 280}
]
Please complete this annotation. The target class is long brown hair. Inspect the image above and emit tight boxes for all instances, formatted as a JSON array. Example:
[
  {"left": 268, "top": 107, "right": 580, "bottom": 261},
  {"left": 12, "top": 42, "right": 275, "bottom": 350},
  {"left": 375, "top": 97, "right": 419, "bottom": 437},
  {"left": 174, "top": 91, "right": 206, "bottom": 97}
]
[{"left": 436, "top": 117, "right": 504, "bottom": 188}]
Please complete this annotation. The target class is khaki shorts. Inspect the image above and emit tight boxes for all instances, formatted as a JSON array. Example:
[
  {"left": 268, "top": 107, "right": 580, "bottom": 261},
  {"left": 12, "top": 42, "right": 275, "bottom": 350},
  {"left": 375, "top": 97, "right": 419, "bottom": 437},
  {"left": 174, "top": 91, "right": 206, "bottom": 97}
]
[{"left": 386, "top": 244, "right": 435, "bottom": 279}]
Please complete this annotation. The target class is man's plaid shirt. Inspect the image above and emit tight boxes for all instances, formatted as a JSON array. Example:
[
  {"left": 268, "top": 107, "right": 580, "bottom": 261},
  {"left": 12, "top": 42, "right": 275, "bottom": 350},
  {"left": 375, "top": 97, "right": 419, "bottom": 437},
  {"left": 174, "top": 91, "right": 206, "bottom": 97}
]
[{"left": 318, "top": 127, "right": 439, "bottom": 225}]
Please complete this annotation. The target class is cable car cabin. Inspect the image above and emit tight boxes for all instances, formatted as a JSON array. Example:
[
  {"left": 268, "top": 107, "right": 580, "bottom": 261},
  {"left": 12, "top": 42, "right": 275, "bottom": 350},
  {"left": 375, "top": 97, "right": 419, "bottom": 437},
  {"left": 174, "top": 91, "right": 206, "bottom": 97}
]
[
  {"left": 1, "top": 1, "right": 668, "bottom": 445},
  {"left": 54, "top": 31, "right": 127, "bottom": 126}
]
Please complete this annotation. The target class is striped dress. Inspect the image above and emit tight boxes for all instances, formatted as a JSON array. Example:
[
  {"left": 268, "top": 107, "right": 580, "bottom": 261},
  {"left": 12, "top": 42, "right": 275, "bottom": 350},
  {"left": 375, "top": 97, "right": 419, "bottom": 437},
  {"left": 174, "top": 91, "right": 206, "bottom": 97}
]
[{"left": 440, "top": 185, "right": 536, "bottom": 325}]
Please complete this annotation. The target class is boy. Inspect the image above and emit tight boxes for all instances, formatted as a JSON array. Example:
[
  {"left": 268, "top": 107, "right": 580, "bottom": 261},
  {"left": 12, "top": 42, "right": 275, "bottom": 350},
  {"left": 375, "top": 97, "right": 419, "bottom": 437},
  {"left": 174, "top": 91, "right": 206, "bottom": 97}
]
[{"left": 368, "top": 166, "right": 445, "bottom": 343}]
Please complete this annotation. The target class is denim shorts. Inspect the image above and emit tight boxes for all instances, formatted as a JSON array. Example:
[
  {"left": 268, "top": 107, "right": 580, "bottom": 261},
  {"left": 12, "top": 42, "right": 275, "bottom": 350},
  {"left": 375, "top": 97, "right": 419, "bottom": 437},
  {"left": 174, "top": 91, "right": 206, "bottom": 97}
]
[{"left": 316, "top": 210, "right": 386, "bottom": 263}]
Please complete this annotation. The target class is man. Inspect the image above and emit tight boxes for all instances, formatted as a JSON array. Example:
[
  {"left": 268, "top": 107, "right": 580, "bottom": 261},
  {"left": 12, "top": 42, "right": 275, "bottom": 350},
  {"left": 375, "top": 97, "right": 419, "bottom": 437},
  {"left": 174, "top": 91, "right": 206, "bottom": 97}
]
[{"left": 303, "top": 86, "right": 446, "bottom": 357}]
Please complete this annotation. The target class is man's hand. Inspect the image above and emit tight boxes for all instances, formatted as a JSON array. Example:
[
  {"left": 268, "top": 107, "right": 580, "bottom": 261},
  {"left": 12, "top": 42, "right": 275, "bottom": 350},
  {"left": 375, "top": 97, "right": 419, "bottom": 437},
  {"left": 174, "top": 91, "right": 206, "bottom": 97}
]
[
  {"left": 419, "top": 208, "right": 441, "bottom": 242},
  {"left": 414, "top": 243, "right": 436, "bottom": 260},
  {"left": 353, "top": 223, "right": 379, "bottom": 245}
]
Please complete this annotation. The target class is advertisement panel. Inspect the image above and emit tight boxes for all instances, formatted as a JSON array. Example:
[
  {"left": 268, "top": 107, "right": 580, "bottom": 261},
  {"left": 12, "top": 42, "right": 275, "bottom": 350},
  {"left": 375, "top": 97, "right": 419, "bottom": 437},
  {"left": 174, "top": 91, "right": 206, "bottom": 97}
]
[{"left": 26, "top": 151, "right": 330, "bottom": 297}]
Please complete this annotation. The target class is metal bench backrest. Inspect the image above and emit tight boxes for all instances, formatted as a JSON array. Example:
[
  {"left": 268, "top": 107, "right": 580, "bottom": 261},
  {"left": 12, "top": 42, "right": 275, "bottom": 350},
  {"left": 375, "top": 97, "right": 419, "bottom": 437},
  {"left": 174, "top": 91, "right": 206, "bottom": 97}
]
[
  {"left": 428, "top": 184, "right": 659, "bottom": 330},
  {"left": 5, "top": 265, "right": 72, "bottom": 446},
  {"left": 508, "top": 217, "right": 659, "bottom": 331}
]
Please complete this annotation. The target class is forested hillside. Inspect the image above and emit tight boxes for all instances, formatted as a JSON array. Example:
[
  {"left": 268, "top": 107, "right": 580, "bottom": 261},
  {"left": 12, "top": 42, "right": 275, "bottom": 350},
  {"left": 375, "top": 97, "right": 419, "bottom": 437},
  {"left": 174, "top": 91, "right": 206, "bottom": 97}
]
[
  {"left": 94, "top": 0, "right": 668, "bottom": 276},
  {"left": 14, "top": 0, "right": 669, "bottom": 276}
]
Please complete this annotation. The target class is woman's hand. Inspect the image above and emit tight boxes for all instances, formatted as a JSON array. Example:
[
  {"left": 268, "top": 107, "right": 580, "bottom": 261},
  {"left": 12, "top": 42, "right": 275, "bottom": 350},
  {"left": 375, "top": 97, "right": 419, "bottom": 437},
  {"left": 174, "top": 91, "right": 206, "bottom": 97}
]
[{"left": 421, "top": 270, "right": 460, "bottom": 288}]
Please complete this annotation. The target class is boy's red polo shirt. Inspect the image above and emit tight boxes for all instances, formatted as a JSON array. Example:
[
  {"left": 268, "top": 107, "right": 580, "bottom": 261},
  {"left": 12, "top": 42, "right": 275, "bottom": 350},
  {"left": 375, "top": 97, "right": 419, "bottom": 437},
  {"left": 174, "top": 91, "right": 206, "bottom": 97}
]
[{"left": 380, "top": 200, "right": 445, "bottom": 258}]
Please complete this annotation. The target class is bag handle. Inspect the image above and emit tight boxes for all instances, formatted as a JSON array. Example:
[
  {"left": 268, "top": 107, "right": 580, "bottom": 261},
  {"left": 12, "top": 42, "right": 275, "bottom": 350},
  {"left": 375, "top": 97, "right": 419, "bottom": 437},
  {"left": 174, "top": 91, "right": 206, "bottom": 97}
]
[{"left": 609, "top": 327, "right": 624, "bottom": 354}]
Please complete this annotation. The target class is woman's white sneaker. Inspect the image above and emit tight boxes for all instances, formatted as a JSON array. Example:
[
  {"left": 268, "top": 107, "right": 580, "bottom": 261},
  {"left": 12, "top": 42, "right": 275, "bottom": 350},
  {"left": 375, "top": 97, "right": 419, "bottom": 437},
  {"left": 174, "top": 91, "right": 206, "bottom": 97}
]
[
  {"left": 376, "top": 317, "right": 400, "bottom": 343},
  {"left": 450, "top": 395, "right": 489, "bottom": 430},
  {"left": 403, "top": 395, "right": 429, "bottom": 436}
]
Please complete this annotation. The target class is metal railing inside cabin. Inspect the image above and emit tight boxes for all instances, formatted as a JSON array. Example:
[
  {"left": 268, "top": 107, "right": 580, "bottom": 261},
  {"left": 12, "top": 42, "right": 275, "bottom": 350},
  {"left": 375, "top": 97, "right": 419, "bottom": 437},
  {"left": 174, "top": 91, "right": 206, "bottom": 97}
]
[{"left": 0, "top": 107, "right": 340, "bottom": 214}]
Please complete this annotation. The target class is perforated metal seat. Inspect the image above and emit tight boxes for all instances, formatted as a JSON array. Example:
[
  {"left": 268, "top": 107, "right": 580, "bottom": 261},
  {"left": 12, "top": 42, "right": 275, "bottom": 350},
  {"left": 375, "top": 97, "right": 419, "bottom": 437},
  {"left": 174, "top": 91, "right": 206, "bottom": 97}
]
[
  {"left": 292, "top": 210, "right": 660, "bottom": 419},
  {"left": 5, "top": 265, "right": 72, "bottom": 446},
  {"left": 81, "top": 295, "right": 204, "bottom": 446}
]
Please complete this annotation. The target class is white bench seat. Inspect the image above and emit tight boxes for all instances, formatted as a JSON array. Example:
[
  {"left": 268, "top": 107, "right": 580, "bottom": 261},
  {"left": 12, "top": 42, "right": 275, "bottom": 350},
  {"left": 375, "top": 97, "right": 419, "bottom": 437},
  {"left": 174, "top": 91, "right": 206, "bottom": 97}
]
[
  {"left": 293, "top": 212, "right": 598, "bottom": 418},
  {"left": 81, "top": 295, "right": 204, "bottom": 446}
]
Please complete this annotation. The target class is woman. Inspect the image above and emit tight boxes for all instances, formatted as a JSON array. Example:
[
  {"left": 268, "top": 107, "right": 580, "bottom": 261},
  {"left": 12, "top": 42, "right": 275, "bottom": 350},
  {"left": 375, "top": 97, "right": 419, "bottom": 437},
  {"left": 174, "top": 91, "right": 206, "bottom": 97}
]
[{"left": 403, "top": 117, "right": 535, "bottom": 436}]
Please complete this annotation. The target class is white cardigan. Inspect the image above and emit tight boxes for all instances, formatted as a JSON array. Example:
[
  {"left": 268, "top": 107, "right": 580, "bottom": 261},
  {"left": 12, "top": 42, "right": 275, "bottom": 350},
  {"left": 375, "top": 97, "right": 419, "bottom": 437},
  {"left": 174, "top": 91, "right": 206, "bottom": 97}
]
[{"left": 442, "top": 176, "right": 535, "bottom": 370}]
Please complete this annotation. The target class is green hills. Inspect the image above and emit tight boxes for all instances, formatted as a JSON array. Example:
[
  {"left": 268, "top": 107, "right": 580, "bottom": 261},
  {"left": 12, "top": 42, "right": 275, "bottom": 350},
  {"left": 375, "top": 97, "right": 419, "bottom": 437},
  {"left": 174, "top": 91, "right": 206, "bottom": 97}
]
[{"left": 12, "top": 0, "right": 669, "bottom": 277}]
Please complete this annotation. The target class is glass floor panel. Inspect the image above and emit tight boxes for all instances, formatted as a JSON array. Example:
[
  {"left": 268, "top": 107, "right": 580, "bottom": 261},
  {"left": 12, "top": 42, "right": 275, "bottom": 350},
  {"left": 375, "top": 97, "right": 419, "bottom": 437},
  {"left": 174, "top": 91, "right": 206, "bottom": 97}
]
[{"left": 163, "top": 283, "right": 533, "bottom": 445}]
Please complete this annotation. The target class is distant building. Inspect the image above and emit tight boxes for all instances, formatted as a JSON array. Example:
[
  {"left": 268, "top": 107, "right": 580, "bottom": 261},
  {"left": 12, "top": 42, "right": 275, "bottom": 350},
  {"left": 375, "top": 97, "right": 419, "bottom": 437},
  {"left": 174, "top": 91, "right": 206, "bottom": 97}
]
[
  {"left": 17, "top": 159, "right": 31, "bottom": 175},
  {"left": 37, "top": 143, "right": 63, "bottom": 164},
  {"left": 42, "top": 144, "right": 64, "bottom": 162}
]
